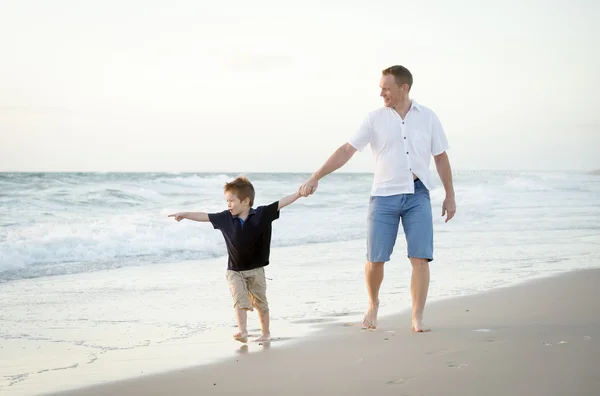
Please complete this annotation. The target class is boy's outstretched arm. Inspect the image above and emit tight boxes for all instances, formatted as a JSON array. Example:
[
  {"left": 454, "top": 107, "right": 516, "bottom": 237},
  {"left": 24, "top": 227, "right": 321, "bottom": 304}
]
[
  {"left": 168, "top": 212, "right": 209, "bottom": 222},
  {"left": 278, "top": 192, "right": 301, "bottom": 210}
]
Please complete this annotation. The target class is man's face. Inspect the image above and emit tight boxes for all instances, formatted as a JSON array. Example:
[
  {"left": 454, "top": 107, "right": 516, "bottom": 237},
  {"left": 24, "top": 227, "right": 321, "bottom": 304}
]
[{"left": 380, "top": 74, "right": 409, "bottom": 107}]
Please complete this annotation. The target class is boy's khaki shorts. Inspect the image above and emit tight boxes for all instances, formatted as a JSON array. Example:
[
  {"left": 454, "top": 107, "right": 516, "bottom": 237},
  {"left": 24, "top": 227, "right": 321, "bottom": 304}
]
[{"left": 226, "top": 267, "right": 268, "bottom": 312}]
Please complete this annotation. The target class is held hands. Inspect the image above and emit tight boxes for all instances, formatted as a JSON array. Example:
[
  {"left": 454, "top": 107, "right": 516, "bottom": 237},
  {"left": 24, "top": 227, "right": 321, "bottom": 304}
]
[
  {"left": 168, "top": 213, "right": 185, "bottom": 222},
  {"left": 298, "top": 177, "right": 318, "bottom": 197},
  {"left": 442, "top": 195, "right": 456, "bottom": 223}
]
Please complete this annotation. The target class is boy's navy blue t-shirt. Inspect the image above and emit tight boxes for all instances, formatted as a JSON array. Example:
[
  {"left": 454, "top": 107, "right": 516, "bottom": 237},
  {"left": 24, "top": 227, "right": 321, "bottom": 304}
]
[{"left": 208, "top": 201, "right": 280, "bottom": 272}]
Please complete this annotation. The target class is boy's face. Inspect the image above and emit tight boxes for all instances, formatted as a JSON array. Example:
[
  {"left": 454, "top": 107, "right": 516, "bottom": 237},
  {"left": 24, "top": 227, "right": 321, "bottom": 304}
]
[{"left": 225, "top": 191, "right": 249, "bottom": 216}]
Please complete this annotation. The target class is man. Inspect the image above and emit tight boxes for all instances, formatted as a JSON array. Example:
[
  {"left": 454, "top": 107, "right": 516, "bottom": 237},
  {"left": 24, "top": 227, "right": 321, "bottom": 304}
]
[{"left": 299, "top": 65, "right": 456, "bottom": 332}]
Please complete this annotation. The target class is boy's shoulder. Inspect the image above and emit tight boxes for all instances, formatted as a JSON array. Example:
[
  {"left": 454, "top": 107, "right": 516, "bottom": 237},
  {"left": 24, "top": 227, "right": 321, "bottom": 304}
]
[
  {"left": 254, "top": 201, "right": 279, "bottom": 212},
  {"left": 208, "top": 209, "right": 232, "bottom": 229},
  {"left": 253, "top": 201, "right": 280, "bottom": 222},
  {"left": 209, "top": 209, "right": 231, "bottom": 218}
]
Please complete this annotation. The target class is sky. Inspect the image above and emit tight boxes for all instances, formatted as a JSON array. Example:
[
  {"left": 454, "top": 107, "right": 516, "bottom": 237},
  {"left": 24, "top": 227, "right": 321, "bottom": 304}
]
[{"left": 1, "top": 0, "right": 599, "bottom": 172}]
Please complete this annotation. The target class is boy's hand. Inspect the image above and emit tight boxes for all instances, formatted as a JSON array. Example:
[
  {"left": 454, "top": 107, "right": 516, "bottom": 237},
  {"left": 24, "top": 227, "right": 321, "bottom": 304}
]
[
  {"left": 299, "top": 177, "right": 318, "bottom": 197},
  {"left": 168, "top": 213, "right": 185, "bottom": 222}
]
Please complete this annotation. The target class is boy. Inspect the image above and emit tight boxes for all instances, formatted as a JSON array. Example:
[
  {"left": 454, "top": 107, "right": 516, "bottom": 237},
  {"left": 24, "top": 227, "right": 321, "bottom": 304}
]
[{"left": 168, "top": 176, "right": 301, "bottom": 343}]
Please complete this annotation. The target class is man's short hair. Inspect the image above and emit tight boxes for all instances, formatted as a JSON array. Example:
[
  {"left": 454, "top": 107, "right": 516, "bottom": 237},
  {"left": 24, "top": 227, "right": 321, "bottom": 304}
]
[
  {"left": 224, "top": 176, "right": 255, "bottom": 206},
  {"left": 382, "top": 65, "right": 413, "bottom": 91}
]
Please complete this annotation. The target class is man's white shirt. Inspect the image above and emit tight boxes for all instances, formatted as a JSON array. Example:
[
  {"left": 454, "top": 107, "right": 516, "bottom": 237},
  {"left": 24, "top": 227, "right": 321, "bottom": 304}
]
[{"left": 348, "top": 100, "right": 449, "bottom": 196}]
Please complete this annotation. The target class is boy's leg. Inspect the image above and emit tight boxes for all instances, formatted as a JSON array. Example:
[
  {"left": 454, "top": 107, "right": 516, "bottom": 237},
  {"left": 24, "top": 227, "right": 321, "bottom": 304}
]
[
  {"left": 234, "top": 308, "right": 248, "bottom": 342},
  {"left": 246, "top": 267, "right": 270, "bottom": 342},
  {"left": 255, "top": 308, "right": 270, "bottom": 342},
  {"left": 226, "top": 270, "right": 253, "bottom": 343}
]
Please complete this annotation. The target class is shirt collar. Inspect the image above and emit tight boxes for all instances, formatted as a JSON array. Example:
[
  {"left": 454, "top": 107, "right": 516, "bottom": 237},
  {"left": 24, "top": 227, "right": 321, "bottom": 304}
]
[
  {"left": 410, "top": 100, "right": 422, "bottom": 112},
  {"left": 385, "top": 99, "right": 422, "bottom": 114},
  {"left": 233, "top": 207, "right": 256, "bottom": 219}
]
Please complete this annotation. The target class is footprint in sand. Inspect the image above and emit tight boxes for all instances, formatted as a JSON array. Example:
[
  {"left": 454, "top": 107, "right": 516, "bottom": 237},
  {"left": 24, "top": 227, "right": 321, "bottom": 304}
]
[
  {"left": 557, "top": 341, "right": 567, "bottom": 345},
  {"left": 446, "top": 361, "right": 468, "bottom": 369},
  {"left": 291, "top": 318, "right": 333, "bottom": 324},
  {"left": 329, "top": 311, "right": 362, "bottom": 317},
  {"left": 342, "top": 322, "right": 378, "bottom": 331},
  {"left": 584, "top": 336, "right": 591, "bottom": 341},
  {"left": 386, "top": 377, "right": 415, "bottom": 385},
  {"left": 425, "top": 348, "right": 461, "bottom": 356}
]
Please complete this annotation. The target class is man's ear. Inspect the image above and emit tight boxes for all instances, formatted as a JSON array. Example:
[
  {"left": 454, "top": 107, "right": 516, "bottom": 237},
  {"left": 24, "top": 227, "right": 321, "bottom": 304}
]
[{"left": 243, "top": 197, "right": 251, "bottom": 206}]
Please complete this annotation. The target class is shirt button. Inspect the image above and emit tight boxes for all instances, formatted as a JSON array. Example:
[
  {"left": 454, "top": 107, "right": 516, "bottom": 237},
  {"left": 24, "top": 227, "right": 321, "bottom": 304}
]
[
  {"left": 406, "top": 151, "right": 409, "bottom": 154},
  {"left": 402, "top": 122, "right": 405, "bottom": 124},
  {"left": 404, "top": 137, "right": 406, "bottom": 139}
]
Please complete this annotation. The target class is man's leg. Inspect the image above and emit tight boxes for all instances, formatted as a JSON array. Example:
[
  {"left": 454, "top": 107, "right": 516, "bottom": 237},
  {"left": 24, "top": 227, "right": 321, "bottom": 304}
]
[
  {"left": 364, "top": 195, "right": 402, "bottom": 329},
  {"left": 410, "top": 258, "right": 430, "bottom": 332},
  {"left": 401, "top": 181, "right": 434, "bottom": 332},
  {"left": 363, "top": 261, "right": 384, "bottom": 328}
]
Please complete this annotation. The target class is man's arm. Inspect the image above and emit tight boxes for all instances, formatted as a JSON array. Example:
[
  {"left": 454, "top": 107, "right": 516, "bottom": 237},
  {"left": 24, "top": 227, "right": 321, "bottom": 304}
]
[
  {"left": 434, "top": 152, "right": 456, "bottom": 222},
  {"left": 168, "top": 212, "right": 210, "bottom": 222},
  {"left": 312, "top": 143, "right": 357, "bottom": 181},
  {"left": 299, "top": 143, "right": 357, "bottom": 196},
  {"left": 278, "top": 191, "right": 301, "bottom": 210}
]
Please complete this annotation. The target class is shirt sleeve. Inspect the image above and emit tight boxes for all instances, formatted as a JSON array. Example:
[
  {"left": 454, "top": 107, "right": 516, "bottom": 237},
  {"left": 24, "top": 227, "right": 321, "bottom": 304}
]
[
  {"left": 208, "top": 210, "right": 230, "bottom": 230},
  {"left": 430, "top": 112, "right": 450, "bottom": 156},
  {"left": 262, "top": 201, "right": 280, "bottom": 223},
  {"left": 347, "top": 113, "right": 372, "bottom": 152}
]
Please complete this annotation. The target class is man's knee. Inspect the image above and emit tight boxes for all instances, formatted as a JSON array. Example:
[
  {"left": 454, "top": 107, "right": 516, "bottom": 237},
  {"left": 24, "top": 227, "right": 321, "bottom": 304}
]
[
  {"left": 366, "top": 261, "right": 385, "bottom": 269},
  {"left": 409, "top": 257, "right": 429, "bottom": 268}
]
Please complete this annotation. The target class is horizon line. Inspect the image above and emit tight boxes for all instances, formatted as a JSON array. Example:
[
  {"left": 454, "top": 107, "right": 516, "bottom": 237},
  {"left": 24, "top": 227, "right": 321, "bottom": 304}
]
[{"left": 0, "top": 169, "right": 598, "bottom": 174}]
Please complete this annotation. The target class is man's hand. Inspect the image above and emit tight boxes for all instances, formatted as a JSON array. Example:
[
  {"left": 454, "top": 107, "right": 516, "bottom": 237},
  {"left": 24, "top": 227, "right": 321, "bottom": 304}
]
[
  {"left": 299, "top": 177, "right": 318, "bottom": 197},
  {"left": 168, "top": 213, "right": 186, "bottom": 222},
  {"left": 441, "top": 196, "right": 456, "bottom": 223},
  {"left": 298, "top": 143, "right": 357, "bottom": 197}
]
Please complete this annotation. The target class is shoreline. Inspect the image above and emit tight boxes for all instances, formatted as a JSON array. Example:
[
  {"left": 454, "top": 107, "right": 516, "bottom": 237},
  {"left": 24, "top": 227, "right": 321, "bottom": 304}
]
[
  {"left": 45, "top": 267, "right": 600, "bottom": 396},
  {"left": 2, "top": 230, "right": 599, "bottom": 396}
]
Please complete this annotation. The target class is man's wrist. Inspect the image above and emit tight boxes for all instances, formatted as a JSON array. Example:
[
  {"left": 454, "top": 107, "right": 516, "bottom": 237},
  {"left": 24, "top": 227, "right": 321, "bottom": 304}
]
[{"left": 445, "top": 192, "right": 455, "bottom": 199}]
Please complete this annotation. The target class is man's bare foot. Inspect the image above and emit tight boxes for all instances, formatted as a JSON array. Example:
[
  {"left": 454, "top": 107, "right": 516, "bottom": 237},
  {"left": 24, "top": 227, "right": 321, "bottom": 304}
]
[
  {"left": 253, "top": 333, "right": 271, "bottom": 343},
  {"left": 412, "top": 320, "right": 431, "bottom": 332},
  {"left": 362, "top": 303, "right": 379, "bottom": 329},
  {"left": 233, "top": 332, "right": 248, "bottom": 343}
]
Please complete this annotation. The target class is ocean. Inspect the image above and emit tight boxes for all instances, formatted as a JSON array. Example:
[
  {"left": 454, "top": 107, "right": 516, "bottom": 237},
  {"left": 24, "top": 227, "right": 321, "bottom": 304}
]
[{"left": 1, "top": 170, "right": 600, "bottom": 395}]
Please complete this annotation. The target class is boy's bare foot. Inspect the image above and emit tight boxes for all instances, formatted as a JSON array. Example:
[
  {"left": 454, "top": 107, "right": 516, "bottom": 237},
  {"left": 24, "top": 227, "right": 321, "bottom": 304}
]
[
  {"left": 253, "top": 333, "right": 271, "bottom": 343},
  {"left": 412, "top": 320, "right": 431, "bottom": 332},
  {"left": 233, "top": 332, "right": 248, "bottom": 343},
  {"left": 362, "top": 303, "right": 379, "bottom": 329}
]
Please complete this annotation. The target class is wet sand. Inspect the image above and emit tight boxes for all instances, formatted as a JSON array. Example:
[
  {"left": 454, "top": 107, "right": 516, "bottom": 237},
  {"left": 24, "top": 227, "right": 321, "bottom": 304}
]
[{"left": 46, "top": 268, "right": 600, "bottom": 396}]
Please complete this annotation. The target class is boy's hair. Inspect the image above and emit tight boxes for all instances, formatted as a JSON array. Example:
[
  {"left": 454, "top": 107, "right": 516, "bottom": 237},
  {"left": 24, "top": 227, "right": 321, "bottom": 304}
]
[
  {"left": 224, "top": 176, "right": 255, "bottom": 206},
  {"left": 382, "top": 65, "right": 413, "bottom": 91}
]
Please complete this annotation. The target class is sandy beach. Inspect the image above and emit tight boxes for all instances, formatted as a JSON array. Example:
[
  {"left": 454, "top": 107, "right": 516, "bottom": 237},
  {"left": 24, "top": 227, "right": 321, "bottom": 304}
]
[{"left": 46, "top": 268, "right": 600, "bottom": 396}]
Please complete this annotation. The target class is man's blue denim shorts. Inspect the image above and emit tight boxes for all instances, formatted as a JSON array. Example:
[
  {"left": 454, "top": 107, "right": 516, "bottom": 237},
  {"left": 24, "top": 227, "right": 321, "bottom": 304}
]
[{"left": 367, "top": 179, "right": 434, "bottom": 263}]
